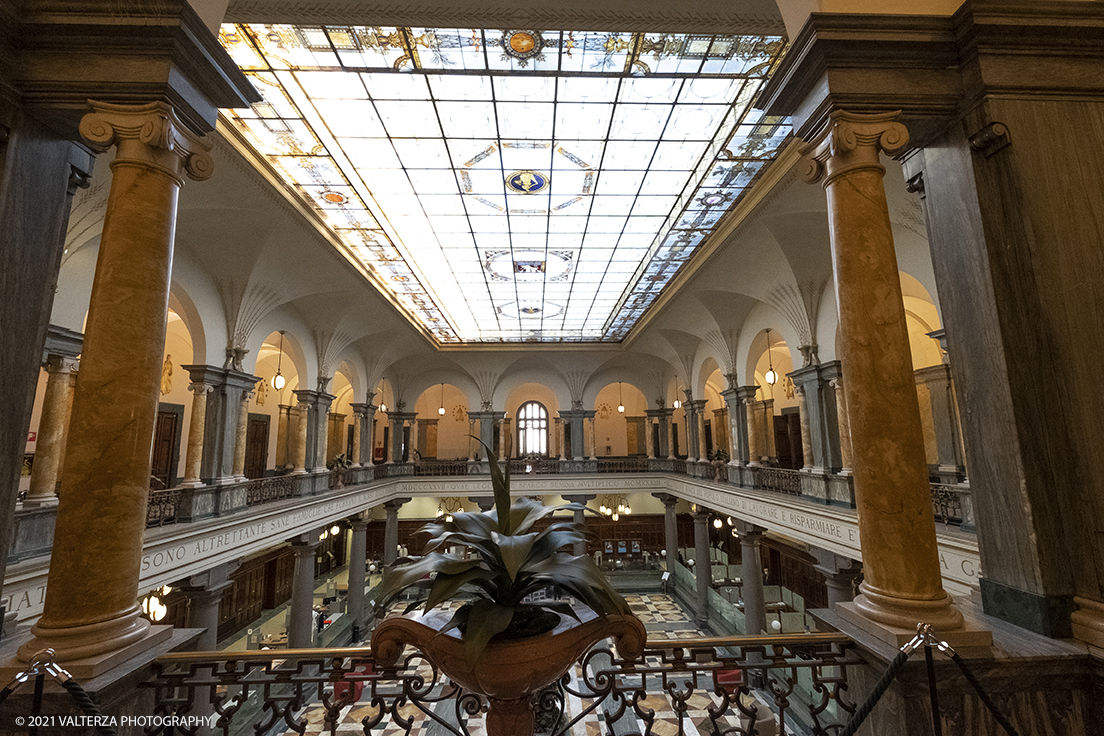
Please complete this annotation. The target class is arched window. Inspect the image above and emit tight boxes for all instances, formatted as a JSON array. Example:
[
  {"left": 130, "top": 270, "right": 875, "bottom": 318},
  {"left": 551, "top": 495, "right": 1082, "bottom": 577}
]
[{"left": 517, "top": 401, "right": 548, "bottom": 456}]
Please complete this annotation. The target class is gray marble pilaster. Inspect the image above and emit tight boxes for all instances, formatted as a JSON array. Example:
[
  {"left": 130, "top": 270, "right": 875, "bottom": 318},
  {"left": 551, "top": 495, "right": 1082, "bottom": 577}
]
[
  {"left": 289, "top": 535, "right": 320, "bottom": 649},
  {"left": 693, "top": 507, "right": 711, "bottom": 628},
  {"left": 737, "top": 522, "right": 766, "bottom": 635}
]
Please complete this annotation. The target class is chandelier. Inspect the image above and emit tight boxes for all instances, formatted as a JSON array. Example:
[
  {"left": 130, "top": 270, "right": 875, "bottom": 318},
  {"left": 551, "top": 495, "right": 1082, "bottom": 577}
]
[
  {"left": 598, "top": 494, "right": 631, "bottom": 521},
  {"left": 437, "top": 497, "right": 463, "bottom": 522}
]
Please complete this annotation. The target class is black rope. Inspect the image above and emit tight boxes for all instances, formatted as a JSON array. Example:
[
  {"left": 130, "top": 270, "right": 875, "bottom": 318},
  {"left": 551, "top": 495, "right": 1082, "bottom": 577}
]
[
  {"left": 60, "top": 679, "right": 118, "bottom": 736},
  {"left": 949, "top": 653, "right": 1020, "bottom": 736},
  {"left": 837, "top": 648, "right": 910, "bottom": 736},
  {"left": 0, "top": 686, "right": 14, "bottom": 706},
  {"left": 924, "top": 645, "right": 943, "bottom": 736}
]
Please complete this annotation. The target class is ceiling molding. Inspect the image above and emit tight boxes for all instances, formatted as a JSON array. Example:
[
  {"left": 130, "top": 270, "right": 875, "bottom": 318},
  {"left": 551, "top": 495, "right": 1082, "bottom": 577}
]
[{"left": 224, "top": 0, "right": 786, "bottom": 35}]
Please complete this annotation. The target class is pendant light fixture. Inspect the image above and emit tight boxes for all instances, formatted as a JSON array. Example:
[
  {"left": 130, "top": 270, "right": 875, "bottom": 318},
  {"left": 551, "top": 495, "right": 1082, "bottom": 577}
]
[
  {"left": 438, "top": 382, "right": 446, "bottom": 416},
  {"left": 379, "top": 378, "right": 387, "bottom": 413},
  {"left": 764, "top": 328, "right": 778, "bottom": 386},
  {"left": 617, "top": 382, "right": 625, "bottom": 414},
  {"left": 271, "top": 331, "right": 286, "bottom": 391}
]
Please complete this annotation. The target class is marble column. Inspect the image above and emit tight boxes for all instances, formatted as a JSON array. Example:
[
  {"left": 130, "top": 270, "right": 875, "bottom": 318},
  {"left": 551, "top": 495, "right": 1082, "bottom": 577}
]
[
  {"left": 289, "top": 535, "right": 320, "bottom": 649},
  {"left": 311, "top": 391, "right": 334, "bottom": 472},
  {"left": 349, "top": 403, "right": 375, "bottom": 468},
  {"left": 383, "top": 498, "right": 410, "bottom": 566},
  {"left": 468, "top": 418, "right": 477, "bottom": 461},
  {"left": 231, "top": 388, "right": 251, "bottom": 481},
  {"left": 737, "top": 523, "right": 766, "bottom": 636},
  {"left": 721, "top": 386, "right": 742, "bottom": 466},
  {"left": 644, "top": 413, "right": 656, "bottom": 458},
  {"left": 186, "top": 365, "right": 258, "bottom": 486},
  {"left": 654, "top": 493, "right": 679, "bottom": 569},
  {"left": 734, "top": 387, "right": 757, "bottom": 465},
  {"left": 26, "top": 355, "right": 79, "bottom": 504},
  {"left": 812, "top": 549, "right": 864, "bottom": 609},
  {"left": 19, "top": 102, "right": 214, "bottom": 664},
  {"left": 830, "top": 378, "right": 853, "bottom": 475},
  {"left": 745, "top": 395, "right": 762, "bottom": 466},
  {"left": 347, "top": 515, "right": 369, "bottom": 637},
  {"left": 408, "top": 415, "right": 419, "bottom": 460},
  {"left": 562, "top": 494, "right": 595, "bottom": 556},
  {"left": 291, "top": 400, "right": 309, "bottom": 475},
  {"left": 182, "top": 563, "right": 236, "bottom": 651},
  {"left": 915, "top": 364, "right": 965, "bottom": 480},
  {"left": 424, "top": 418, "right": 438, "bottom": 459},
  {"left": 657, "top": 409, "right": 673, "bottom": 460},
  {"left": 802, "top": 111, "right": 961, "bottom": 630},
  {"left": 275, "top": 404, "right": 292, "bottom": 471},
  {"left": 795, "top": 385, "right": 814, "bottom": 471},
  {"left": 555, "top": 417, "right": 566, "bottom": 460},
  {"left": 762, "top": 399, "right": 777, "bottom": 463},
  {"left": 350, "top": 410, "right": 362, "bottom": 468},
  {"left": 693, "top": 508, "right": 711, "bottom": 628},
  {"left": 683, "top": 399, "right": 698, "bottom": 462},
  {"left": 587, "top": 413, "right": 597, "bottom": 460},
  {"left": 180, "top": 381, "right": 213, "bottom": 487},
  {"left": 497, "top": 416, "right": 508, "bottom": 458},
  {"left": 695, "top": 401, "right": 709, "bottom": 460}
]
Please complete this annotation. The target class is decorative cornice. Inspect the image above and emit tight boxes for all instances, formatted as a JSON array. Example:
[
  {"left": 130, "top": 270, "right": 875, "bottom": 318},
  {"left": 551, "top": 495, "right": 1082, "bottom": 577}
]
[{"left": 223, "top": 1, "right": 786, "bottom": 34}]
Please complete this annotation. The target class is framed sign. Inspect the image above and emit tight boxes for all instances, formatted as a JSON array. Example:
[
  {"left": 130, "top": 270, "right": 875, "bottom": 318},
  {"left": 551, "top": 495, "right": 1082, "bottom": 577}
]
[{"left": 631, "top": 541, "right": 641, "bottom": 554}]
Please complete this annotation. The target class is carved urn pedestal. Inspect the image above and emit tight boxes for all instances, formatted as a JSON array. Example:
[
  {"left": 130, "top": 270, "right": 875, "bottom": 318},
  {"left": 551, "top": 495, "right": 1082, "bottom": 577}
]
[{"left": 372, "top": 609, "right": 646, "bottom": 736}]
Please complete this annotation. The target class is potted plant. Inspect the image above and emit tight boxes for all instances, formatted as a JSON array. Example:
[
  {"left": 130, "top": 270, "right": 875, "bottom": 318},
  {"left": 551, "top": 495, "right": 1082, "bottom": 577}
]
[{"left": 370, "top": 443, "right": 644, "bottom": 735}]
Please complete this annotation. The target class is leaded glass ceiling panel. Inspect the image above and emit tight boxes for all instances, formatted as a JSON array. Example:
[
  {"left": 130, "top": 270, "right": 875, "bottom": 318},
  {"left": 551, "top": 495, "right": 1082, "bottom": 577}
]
[{"left": 219, "top": 25, "right": 789, "bottom": 343}]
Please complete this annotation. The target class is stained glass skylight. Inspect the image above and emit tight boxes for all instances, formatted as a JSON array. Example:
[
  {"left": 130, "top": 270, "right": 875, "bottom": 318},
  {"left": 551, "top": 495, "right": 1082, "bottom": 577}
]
[{"left": 219, "top": 25, "right": 789, "bottom": 343}]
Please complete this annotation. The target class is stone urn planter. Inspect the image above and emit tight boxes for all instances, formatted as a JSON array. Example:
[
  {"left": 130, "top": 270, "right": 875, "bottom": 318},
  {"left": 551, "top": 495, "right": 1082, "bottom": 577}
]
[
  {"left": 711, "top": 459, "right": 726, "bottom": 482},
  {"left": 372, "top": 608, "right": 646, "bottom": 736}
]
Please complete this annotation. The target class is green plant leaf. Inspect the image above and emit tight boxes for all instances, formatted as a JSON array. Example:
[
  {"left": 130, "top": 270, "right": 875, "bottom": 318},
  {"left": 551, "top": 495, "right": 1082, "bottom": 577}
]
[
  {"left": 492, "top": 531, "right": 538, "bottom": 581},
  {"left": 374, "top": 553, "right": 476, "bottom": 612},
  {"left": 474, "top": 437, "right": 514, "bottom": 535},
  {"left": 462, "top": 599, "right": 515, "bottom": 664},
  {"left": 538, "top": 600, "right": 582, "bottom": 623},
  {"left": 423, "top": 566, "right": 493, "bottom": 612}
]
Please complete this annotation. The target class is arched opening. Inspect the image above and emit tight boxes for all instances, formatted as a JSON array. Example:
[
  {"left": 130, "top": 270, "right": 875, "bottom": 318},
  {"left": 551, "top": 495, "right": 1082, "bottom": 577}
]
[{"left": 517, "top": 401, "right": 549, "bottom": 456}]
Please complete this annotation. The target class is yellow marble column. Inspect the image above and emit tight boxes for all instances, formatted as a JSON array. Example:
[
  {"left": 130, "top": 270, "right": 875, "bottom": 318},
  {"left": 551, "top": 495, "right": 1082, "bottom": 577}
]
[
  {"left": 746, "top": 400, "right": 762, "bottom": 466},
  {"left": 588, "top": 415, "right": 597, "bottom": 460},
  {"left": 275, "top": 404, "right": 291, "bottom": 470},
  {"left": 291, "top": 402, "right": 309, "bottom": 475},
  {"left": 557, "top": 417, "right": 566, "bottom": 460},
  {"left": 802, "top": 110, "right": 962, "bottom": 631},
  {"left": 180, "top": 381, "right": 211, "bottom": 488},
  {"left": 232, "top": 389, "right": 251, "bottom": 480},
  {"left": 763, "top": 400, "right": 777, "bottom": 461},
  {"left": 645, "top": 416, "right": 655, "bottom": 459},
  {"left": 696, "top": 408, "right": 707, "bottom": 461},
  {"left": 795, "top": 386, "right": 814, "bottom": 470},
  {"left": 351, "top": 412, "right": 362, "bottom": 467},
  {"left": 25, "top": 356, "right": 79, "bottom": 505},
  {"left": 830, "top": 377, "right": 853, "bottom": 475},
  {"left": 19, "top": 101, "right": 213, "bottom": 663}
]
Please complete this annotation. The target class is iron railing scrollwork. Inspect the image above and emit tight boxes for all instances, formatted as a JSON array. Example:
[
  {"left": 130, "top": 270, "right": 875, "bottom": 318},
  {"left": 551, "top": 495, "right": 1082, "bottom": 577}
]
[
  {"left": 146, "top": 488, "right": 180, "bottom": 528},
  {"left": 508, "top": 456, "right": 561, "bottom": 474},
  {"left": 595, "top": 457, "right": 649, "bottom": 473},
  {"left": 929, "top": 483, "right": 971, "bottom": 528},
  {"left": 758, "top": 467, "right": 802, "bottom": 496},
  {"left": 246, "top": 476, "right": 295, "bottom": 507},
  {"left": 144, "top": 632, "right": 860, "bottom": 736},
  {"left": 414, "top": 460, "right": 471, "bottom": 477}
]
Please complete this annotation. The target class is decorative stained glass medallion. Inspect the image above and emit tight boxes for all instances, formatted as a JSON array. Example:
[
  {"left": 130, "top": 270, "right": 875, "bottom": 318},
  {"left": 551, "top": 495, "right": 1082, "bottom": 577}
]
[
  {"left": 219, "top": 24, "right": 790, "bottom": 343},
  {"left": 502, "top": 30, "right": 545, "bottom": 65},
  {"left": 505, "top": 170, "right": 549, "bottom": 194}
]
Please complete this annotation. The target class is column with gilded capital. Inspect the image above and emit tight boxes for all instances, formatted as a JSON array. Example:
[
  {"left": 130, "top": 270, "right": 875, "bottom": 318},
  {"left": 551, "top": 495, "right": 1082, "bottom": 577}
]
[
  {"left": 19, "top": 102, "right": 214, "bottom": 663},
  {"left": 25, "top": 355, "right": 80, "bottom": 504},
  {"left": 802, "top": 111, "right": 961, "bottom": 631}
]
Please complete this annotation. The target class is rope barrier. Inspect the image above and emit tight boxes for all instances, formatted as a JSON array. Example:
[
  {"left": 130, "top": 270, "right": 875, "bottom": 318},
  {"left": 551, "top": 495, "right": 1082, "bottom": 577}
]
[
  {"left": 838, "top": 623, "right": 1021, "bottom": 736},
  {"left": 0, "top": 649, "right": 118, "bottom": 736}
]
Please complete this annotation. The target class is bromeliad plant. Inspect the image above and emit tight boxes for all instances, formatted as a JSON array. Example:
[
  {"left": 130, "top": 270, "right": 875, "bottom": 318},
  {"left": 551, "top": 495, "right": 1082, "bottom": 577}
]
[{"left": 373, "top": 443, "right": 630, "bottom": 664}]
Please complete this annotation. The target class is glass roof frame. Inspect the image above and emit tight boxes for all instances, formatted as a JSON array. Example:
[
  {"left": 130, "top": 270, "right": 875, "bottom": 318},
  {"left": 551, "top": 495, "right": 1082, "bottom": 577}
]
[{"left": 219, "top": 25, "right": 790, "bottom": 343}]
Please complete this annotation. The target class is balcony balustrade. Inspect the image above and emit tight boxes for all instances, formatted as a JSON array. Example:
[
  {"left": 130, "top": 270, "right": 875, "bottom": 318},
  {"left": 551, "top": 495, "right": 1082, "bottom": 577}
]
[{"left": 145, "top": 630, "right": 862, "bottom": 736}]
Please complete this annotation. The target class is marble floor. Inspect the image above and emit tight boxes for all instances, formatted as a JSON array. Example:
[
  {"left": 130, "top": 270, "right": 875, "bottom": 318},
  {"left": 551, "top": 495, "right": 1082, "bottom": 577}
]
[{"left": 278, "top": 593, "right": 789, "bottom": 736}]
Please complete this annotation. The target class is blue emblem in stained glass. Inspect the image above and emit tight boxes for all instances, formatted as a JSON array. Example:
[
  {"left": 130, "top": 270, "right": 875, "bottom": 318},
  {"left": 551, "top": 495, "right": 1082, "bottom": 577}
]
[{"left": 506, "top": 170, "right": 549, "bottom": 194}]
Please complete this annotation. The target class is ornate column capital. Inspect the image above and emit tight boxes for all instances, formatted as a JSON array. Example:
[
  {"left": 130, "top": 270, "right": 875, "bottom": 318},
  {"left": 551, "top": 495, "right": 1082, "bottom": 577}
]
[
  {"left": 188, "top": 381, "right": 213, "bottom": 395},
  {"left": 801, "top": 110, "right": 909, "bottom": 187},
  {"left": 79, "top": 101, "right": 213, "bottom": 183}
]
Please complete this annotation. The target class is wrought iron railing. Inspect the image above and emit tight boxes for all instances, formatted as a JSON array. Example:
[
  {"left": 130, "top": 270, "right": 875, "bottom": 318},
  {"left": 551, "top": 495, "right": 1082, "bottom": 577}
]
[
  {"left": 672, "top": 458, "right": 687, "bottom": 474},
  {"left": 595, "top": 457, "right": 649, "bottom": 473},
  {"left": 144, "top": 631, "right": 861, "bottom": 736},
  {"left": 246, "top": 476, "right": 295, "bottom": 507},
  {"left": 930, "top": 482, "right": 973, "bottom": 529},
  {"left": 508, "top": 456, "right": 561, "bottom": 474},
  {"left": 145, "top": 488, "right": 180, "bottom": 527},
  {"left": 758, "top": 467, "right": 803, "bottom": 496},
  {"left": 373, "top": 464, "right": 390, "bottom": 481},
  {"left": 415, "top": 460, "right": 471, "bottom": 476}
]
